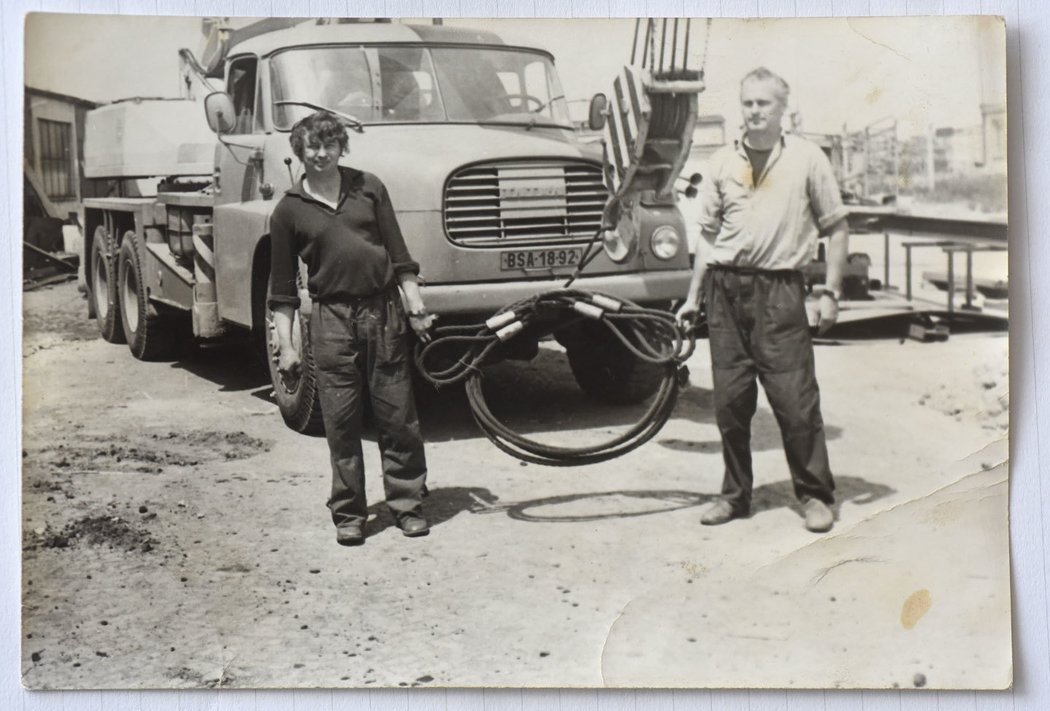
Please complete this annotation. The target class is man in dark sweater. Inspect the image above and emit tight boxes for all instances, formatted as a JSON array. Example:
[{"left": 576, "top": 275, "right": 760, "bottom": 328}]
[{"left": 269, "top": 111, "right": 436, "bottom": 546}]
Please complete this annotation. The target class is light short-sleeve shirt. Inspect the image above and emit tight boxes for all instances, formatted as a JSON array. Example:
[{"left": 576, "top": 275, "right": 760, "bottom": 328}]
[{"left": 698, "top": 134, "right": 848, "bottom": 270}]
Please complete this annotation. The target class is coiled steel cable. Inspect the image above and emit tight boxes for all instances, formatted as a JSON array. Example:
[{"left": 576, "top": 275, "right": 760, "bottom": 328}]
[{"left": 414, "top": 289, "right": 697, "bottom": 466}]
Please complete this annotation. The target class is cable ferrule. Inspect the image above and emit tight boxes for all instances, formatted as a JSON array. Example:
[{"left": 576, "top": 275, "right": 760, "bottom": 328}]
[
  {"left": 495, "top": 321, "right": 524, "bottom": 342},
  {"left": 486, "top": 310, "right": 518, "bottom": 331},
  {"left": 590, "top": 294, "right": 622, "bottom": 312},
  {"left": 572, "top": 302, "right": 605, "bottom": 320}
]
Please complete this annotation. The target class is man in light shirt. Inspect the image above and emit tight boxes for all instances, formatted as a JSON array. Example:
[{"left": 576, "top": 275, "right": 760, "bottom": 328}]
[{"left": 676, "top": 67, "right": 849, "bottom": 533}]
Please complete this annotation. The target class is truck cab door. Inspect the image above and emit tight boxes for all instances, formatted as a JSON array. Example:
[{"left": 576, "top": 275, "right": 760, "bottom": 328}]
[
  {"left": 211, "top": 53, "right": 273, "bottom": 329},
  {"left": 214, "top": 54, "right": 267, "bottom": 206}
]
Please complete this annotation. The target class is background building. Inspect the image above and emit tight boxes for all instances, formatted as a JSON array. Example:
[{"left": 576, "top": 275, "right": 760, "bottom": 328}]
[
  {"left": 23, "top": 86, "right": 104, "bottom": 276},
  {"left": 24, "top": 86, "right": 101, "bottom": 220}
]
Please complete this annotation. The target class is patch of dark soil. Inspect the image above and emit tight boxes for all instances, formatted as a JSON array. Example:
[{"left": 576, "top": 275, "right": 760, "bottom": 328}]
[
  {"left": 27, "top": 478, "right": 68, "bottom": 493},
  {"left": 25, "top": 430, "right": 272, "bottom": 474},
  {"left": 25, "top": 515, "right": 156, "bottom": 553},
  {"left": 166, "top": 430, "right": 272, "bottom": 460}
]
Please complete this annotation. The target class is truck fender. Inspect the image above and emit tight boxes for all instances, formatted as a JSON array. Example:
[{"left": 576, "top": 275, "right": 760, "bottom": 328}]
[{"left": 213, "top": 200, "right": 276, "bottom": 329}]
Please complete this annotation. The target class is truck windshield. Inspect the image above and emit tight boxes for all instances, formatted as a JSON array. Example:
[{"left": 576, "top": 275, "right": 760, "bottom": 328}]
[{"left": 270, "top": 45, "right": 572, "bottom": 129}]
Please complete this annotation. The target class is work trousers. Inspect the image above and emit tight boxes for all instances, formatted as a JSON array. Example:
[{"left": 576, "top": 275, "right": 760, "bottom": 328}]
[
  {"left": 310, "top": 288, "right": 427, "bottom": 528},
  {"left": 705, "top": 267, "right": 835, "bottom": 514}
]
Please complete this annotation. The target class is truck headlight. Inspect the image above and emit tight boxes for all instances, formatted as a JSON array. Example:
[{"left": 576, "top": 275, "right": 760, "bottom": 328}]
[
  {"left": 602, "top": 228, "right": 633, "bottom": 263},
  {"left": 650, "top": 225, "right": 681, "bottom": 260}
]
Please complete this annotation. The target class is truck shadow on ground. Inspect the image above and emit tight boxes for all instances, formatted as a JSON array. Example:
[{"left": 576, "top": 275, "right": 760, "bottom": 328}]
[
  {"left": 166, "top": 342, "right": 843, "bottom": 460},
  {"left": 374, "top": 476, "right": 895, "bottom": 534},
  {"left": 167, "top": 341, "right": 272, "bottom": 393},
  {"left": 415, "top": 349, "right": 842, "bottom": 453}
]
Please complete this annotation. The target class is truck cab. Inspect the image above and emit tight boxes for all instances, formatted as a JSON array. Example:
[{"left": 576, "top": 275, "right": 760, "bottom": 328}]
[{"left": 208, "top": 22, "right": 689, "bottom": 320}]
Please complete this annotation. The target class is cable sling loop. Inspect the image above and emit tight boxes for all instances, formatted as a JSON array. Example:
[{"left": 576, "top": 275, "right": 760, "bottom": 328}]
[{"left": 414, "top": 288, "right": 698, "bottom": 467}]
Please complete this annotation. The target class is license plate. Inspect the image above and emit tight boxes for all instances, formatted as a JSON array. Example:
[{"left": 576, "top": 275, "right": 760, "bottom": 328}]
[{"left": 500, "top": 248, "right": 583, "bottom": 271}]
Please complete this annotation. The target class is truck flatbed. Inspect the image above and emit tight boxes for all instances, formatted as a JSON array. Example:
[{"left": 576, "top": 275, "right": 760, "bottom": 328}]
[{"left": 157, "top": 192, "right": 214, "bottom": 209}]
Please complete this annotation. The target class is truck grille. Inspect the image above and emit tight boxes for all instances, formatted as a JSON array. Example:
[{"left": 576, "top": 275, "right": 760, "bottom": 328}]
[{"left": 443, "top": 160, "right": 608, "bottom": 247}]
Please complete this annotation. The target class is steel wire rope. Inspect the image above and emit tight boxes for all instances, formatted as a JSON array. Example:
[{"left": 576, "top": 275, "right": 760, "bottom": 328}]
[
  {"left": 414, "top": 286, "right": 698, "bottom": 466},
  {"left": 463, "top": 369, "right": 680, "bottom": 466}
]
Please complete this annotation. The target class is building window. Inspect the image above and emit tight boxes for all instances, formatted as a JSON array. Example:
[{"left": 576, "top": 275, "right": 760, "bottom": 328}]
[{"left": 38, "top": 118, "right": 75, "bottom": 199}]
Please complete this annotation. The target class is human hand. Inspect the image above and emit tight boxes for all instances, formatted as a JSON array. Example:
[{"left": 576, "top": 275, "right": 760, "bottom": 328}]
[
  {"left": 275, "top": 347, "right": 302, "bottom": 387},
  {"left": 675, "top": 301, "right": 699, "bottom": 329},
  {"left": 816, "top": 292, "right": 839, "bottom": 335},
  {"left": 408, "top": 311, "right": 438, "bottom": 344}
]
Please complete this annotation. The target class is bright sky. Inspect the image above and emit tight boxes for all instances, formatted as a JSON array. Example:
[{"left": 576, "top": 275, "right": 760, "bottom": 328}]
[{"left": 25, "top": 14, "right": 1005, "bottom": 138}]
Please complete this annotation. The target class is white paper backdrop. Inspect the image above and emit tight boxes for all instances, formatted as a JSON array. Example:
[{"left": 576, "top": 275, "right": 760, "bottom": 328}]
[{"left": 3, "top": 1, "right": 1046, "bottom": 709}]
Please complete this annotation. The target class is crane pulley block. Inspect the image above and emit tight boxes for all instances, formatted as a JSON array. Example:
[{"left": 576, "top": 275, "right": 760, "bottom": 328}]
[
  {"left": 597, "top": 18, "right": 710, "bottom": 263},
  {"left": 602, "top": 64, "right": 704, "bottom": 205}
]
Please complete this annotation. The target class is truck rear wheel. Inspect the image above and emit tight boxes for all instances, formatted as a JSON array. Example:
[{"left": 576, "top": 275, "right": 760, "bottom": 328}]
[
  {"left": 265, "top": 292, "right": 325, "bottom": 436},
  {"left": 118, "top": 230, "right": 177, "bottom": 360},
  {"left": 565, "top": 322, "right": 666, "bottom": 405},
  {"left": 90, "top": 224, "right": 125, "bottom": 344}
]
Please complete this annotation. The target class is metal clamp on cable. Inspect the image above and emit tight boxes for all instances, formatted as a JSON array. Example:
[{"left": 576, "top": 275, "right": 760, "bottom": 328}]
[
  {"left": 571, "top": 301, "right": 605, "bottom": 320},
  {"left": 495, "top": 321, "right": 524, "bottom": 342},
  {"left": 485, "top": 310, "right": 517, "bottom": 331}
]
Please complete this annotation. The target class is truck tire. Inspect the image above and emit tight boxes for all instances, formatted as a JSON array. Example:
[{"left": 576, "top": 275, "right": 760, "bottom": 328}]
[
  {"left": 565, "top": 322, "right": 666, "bottom": 405},
  {"left": 89, "top": 224, "right": 125, "bottom": 344},
  {"left": 118, "top": 230, "right": 177, "bottom": 360},
  {"left": 264, "top": 288, "right": 325, "bottom": 436}
]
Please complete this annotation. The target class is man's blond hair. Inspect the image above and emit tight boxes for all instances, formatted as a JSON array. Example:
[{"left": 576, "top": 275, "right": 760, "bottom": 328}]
[{"left": 741, "top": 67, "right": 790, "bottom": 105}]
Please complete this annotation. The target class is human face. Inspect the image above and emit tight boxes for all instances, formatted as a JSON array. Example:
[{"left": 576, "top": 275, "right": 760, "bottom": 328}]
[
  {"left": 301, "top": 136, "right": 343, "bottom": 178},
  {"left": 740, "top": 78, "right": 786, "bottom": 139}
]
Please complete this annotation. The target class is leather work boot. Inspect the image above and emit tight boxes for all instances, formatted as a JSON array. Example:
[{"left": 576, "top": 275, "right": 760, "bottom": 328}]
[
  {"left": 700, "top": 500, "right": 742, "bottom": 526},
  {"left": 397, "top": 513, "right": 430, "bottom": 538},
  {"left": 336, "top": 522, "right": 365, "bottom": 547},
  {"left": 803, "top": 499, "right": 834, "bottom": 533}
]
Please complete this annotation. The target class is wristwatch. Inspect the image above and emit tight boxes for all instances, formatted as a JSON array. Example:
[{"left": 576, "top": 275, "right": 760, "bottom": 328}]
[
  {"left": 406, "top": 308, "right": 429, "bottom": 319},
  {"left": 819, "top": 288, "right": 841, "bottom": 302}
]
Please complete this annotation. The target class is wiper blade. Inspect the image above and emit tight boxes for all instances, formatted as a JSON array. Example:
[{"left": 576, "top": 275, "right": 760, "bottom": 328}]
[
  {"left": 525, "top": 95, "right": 566, "bottom": 131},
  {"left": 530, "top": 94, "right": 566, "bottom": 115},
  {"left": 274, "top": 100, "right": 365, "bottom": 133}
]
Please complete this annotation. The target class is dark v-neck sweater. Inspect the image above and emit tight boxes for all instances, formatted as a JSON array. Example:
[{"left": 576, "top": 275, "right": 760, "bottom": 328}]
[
  {"left": 743, "top": 143, "right": 773, "bottom": 186},
  {"left": 268, "top": 166, "right": 420, "bottom": 308}
]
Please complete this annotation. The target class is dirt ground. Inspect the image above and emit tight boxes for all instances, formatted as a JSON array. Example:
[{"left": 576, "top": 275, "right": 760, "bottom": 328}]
[{"left": 19, "top": 280, "right": 1010, "bottom": 690}]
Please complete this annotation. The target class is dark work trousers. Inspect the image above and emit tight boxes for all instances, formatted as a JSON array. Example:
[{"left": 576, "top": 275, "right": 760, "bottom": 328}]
[
  {"left": 310, "top": 288, "right": 427, "bottom": 529},
  {"left": 705, "top": 267, "right": 835, "bottom": 514}
]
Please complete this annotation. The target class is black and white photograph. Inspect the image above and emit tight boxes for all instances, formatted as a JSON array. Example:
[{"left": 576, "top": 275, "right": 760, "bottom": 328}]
[{"left": 17, "top": 10, "right": 1012, "bottom": 693}]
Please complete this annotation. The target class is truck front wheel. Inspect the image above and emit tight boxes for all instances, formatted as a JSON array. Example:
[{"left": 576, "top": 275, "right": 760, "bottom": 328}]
[
  {"left": 564, "top": 322, "right": 666, "bottom": 405},
  {"left": 90, "top": 224, "right": 125, "bottom": 344},
  {"left": 118, "top": 231, "right": 177, "bottom": 360},
  {"left": 264, "top": 294, "right": 325, "bottom": 436}
]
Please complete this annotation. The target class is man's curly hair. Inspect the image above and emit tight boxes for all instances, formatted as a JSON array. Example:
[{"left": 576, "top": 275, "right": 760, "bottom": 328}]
[{"left": 289, "top": 111, "right": 349, "bottom": 160}]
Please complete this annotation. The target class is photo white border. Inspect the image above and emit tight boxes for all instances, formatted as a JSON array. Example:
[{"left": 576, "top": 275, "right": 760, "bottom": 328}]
[{"left": 3, "top": 1, "right": 1046, "bottom": 709}]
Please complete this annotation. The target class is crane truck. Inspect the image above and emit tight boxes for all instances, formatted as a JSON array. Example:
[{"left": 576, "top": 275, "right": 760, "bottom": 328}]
[{"left": 80, "top": 18, "right": 699, "bottom": 434}]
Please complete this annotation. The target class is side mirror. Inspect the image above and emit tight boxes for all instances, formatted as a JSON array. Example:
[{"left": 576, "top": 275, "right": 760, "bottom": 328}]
[
  {"left": 588, "top": 93, "right": 608, "bottom": 131},
  {"left": 204, "top": 91, "right": 237, "bottom": 134}
]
